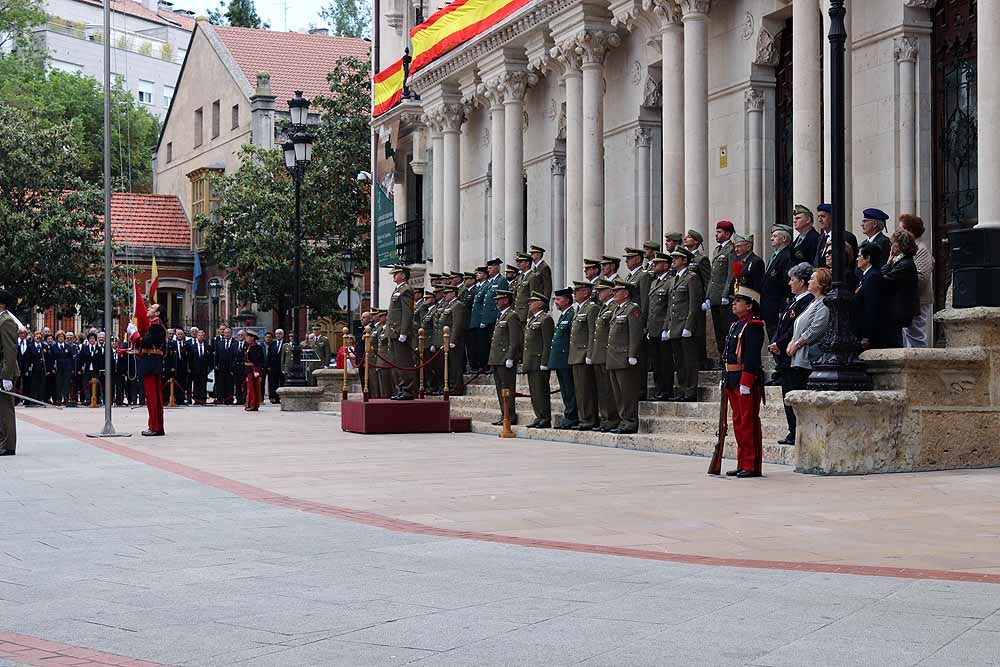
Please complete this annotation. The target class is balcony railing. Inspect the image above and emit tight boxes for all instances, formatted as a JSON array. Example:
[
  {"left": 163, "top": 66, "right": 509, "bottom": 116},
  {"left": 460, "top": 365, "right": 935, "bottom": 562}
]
[
  {"left": 396, "top": 217, "right": 425, "bottom": 266},
  {"left": 40, "top": 18, "right": 182, "bottom": 64}
]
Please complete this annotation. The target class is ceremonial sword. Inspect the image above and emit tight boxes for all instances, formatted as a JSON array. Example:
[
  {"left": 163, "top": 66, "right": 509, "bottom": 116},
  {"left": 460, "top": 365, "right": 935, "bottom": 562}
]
[{"left": 0, "top": 389, "right": 65, "bottom": 409}]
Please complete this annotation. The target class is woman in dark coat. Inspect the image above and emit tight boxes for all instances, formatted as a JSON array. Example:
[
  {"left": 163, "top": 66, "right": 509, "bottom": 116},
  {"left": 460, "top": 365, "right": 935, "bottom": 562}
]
[{"left": 881, "top": 230, "right": 920, "bottom": 348}]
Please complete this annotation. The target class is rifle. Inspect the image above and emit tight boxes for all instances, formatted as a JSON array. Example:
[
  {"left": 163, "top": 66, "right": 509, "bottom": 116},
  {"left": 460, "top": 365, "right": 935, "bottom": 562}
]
[{"left": 708, "top": 380, "right": 727, "bottom": 475}]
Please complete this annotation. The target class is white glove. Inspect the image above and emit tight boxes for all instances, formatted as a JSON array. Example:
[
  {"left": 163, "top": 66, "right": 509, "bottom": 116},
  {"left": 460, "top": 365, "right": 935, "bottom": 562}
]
[
  {"left": 2, "top": 380, "right": 11, "bottom": 392},
  {"left": 645, "top": 333, "right": 650, "bottom": 340},
  {"left": 660, "top": 331, "right": 669, "bottom": 341},
  {"left": 701, "top": 300, "right": 711, "bottom": 312},
  {"left": 682, "top": 329, "right": 692, "bottom": 338},
  {"left": 585, "top": 357, "right": 592, "bottom": 365},
  {"left": 739, "top": 384, "right": 750, "bottom": 395},
  {"left": 429, "top": 345, "right": 436, "bottom": 352},
  {"left": 505, "top": 359, "right": 513, "bottom": 369},
  {"left": 540, "top": 365, "right": 548, "bottom": 371},
  {"left": 449, "top": 343, "right": 456, "bottom": 349},
  {"left": 480, "top": 323, "right": 486, "bottom": 329},
  {"left": 628, "top": 357, "right": 638, "bottom": 366},
  {"left": 721, "top": 298, "right": 730, "bottom": 305},
  {"left": 398, "top": 334, "right": 408, "bottom": 343}
]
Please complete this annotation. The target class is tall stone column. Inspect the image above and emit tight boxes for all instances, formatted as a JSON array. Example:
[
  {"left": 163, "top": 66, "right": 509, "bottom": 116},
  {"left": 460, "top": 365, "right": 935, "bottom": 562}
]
[
  {"left": 551, "top": 156, "right": 566, "bottom": 289},
  {"left": 484, "top": 85, "right": 506, "bottom": 258},
  {"left": 502, "top": 71, "right": 531, "bottom": 260},
  {"left": 980, "top": 0, "right": 1000, "bottom": 228},
  {"left": 746, "top": 88, "right": 765, "bottom": 256},
  {"left": 681, "top": 0, "right": 710, "bottom": 245},
  {"left": 554, "top": 43, "right": 583, "bottom": 278},
  {"left": 793, "top": 0, "right": 822, "bottom": 209},
  {"left": 635, "top": 127, "right": 653, "bottom": 244},
  {"left": 428, "top": 115, "right": 445, "bottom": 272},
  {"left": 578, "top": 30, "right": 620, "bottom": 261},
  {"left": 440, "top": 102, "right": 464, "bottom": 272},
  {"left": 896, "top": 36, "right": 918, "bottom": 217},
  {"left": 656, "top": 1, "right": 684, "bottom": 239}
]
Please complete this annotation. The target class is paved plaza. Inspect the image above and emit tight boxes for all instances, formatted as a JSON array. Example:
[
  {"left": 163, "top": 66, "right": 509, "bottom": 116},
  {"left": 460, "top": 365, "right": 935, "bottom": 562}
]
[{"left": 1, "top": 408, "right": 1000, "bottom": 665}]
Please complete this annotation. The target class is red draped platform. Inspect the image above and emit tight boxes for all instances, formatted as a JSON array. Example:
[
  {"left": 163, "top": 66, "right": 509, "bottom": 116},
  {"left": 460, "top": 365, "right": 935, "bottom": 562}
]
[{"left": 341, "top": 399, "right": 455, "bottom": 434}]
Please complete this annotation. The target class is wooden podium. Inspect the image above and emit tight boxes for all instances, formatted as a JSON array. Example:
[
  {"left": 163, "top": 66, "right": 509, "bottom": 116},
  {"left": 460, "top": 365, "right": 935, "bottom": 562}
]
[{"left": 341, "top": 399, "right": 453, "bottom": 434}]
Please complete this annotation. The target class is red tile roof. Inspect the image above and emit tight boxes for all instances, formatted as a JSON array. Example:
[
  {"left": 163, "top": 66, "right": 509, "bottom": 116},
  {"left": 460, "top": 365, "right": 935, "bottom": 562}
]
[
  {"left": 78, "top": 0, "right": 192, "bottom": 30},
  {"left": 212, "top": 26, "right": 370, "bottom": 110},
  {"left": 160, "top": 9, "right": 197, "bottom": 31},
  {"left": 109, "top": 193, "right": 191, "bottom": 249}
]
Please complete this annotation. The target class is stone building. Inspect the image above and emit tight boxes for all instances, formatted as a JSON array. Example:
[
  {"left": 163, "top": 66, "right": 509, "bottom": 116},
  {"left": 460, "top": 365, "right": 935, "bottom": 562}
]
[{"left": 372, "top": 0, "right": 986, "bottom": 311}]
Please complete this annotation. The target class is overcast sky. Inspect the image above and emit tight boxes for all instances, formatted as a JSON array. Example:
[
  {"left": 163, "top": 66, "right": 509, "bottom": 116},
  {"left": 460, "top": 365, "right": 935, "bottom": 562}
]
[{"left": 172, "top": 0, "right": 329, "bottom": 33}]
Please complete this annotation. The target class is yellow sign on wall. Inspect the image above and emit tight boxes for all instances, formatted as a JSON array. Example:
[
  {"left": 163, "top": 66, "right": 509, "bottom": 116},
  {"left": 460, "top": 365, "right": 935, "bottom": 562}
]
[{"left": 719, "top": 145, "right": 728, "bottom": 169}]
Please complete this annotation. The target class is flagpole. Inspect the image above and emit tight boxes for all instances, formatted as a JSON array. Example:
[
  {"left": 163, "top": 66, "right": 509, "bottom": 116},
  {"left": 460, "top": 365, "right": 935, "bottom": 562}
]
[{"left": 89, "top": 0, "right": 129, "bottom": 438}]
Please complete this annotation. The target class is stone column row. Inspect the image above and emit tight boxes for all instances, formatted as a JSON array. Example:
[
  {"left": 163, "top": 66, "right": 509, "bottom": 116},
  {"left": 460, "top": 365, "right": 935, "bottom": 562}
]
[
  {"left": 424, "top": 103, "right": 463, "bottom": 274},
  {"left": 554, "top": 43, "right": 584, "bottom": 278},
  {"left": 895, "top": 36, "right": 918, "bottom": 218},
  {"left": 746, "top": 88, "right": 765, "bottom": 256}
]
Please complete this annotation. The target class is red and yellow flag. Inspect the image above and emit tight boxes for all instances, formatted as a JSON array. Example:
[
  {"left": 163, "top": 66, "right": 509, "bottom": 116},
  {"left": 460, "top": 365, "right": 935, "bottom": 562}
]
[
  {"left": 148, "top": 254, "right": 159, "bottom": 304},
  {"left": 373, "top": 58, "right": 405, "bottom": 117},
  {"left": 409, "top": 0, "right": 533, "bottom": 73}
]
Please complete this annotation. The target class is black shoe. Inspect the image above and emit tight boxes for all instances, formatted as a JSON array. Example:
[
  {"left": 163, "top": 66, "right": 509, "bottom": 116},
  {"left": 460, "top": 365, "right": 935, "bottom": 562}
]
[
  {"left": 556, "top": 422, "right": 578, "bottom": 430},
  {"left": 534, "top": 422, "right": 551, "bottom": 429},
  {"left": 610, "top": 427, "right": 637, "bottom": 434},
  {"left": 141, "top": 430, "right": 165, "bottom": 437},
  {"left": 0, "top": 450, "right": 14, "bottom": 456},
  {"left": 764, "top": 378, "right": 781, "bottom": 387},
  {"left": 736, "top": 470, "right": 762, "bottom": 478},
  {"left": 525, "top": 421, "right": 540, "bottom": 429},
  {"left": 725, "top": 469, "right": 740, "bottom": 476},
  {"left": 778, "top": 434, "right": 795, "bottom": 445},
  {"left": 574, "top": 424, "right": 594, "bottom": 431},
  {"left": 491, "top": 418, "right": 504, "bottom": 426}
]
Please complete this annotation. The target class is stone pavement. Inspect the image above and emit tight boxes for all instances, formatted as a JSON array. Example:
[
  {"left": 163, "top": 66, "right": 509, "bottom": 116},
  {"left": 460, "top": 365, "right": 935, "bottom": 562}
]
[{"left": 0, "top": 416, "right": 998, "bottom": 665}]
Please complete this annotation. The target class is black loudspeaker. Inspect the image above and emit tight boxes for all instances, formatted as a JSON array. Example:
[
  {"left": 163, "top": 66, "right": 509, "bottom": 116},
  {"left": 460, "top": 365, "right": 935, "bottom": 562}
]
[
  {"left": 949, "top": 227, "right": 1000, "bottom": 269},
  {"left": 952, "top": 267, "right": 1000, "bottom": 307}
]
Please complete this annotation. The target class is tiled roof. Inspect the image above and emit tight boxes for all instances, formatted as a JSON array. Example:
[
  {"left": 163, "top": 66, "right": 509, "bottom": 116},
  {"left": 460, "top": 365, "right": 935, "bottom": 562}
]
[
  {"left": 212, "top": 25, "right": 370, "bottom": 110},
  {"left": 160, "top": 9, "right": 197, "bottom": 31},
  {"left": 78, "top": 0, "right": 192, "bottom": 30},
  {"left": 109, "top": 193, "right": 191, "bottom": 249}
]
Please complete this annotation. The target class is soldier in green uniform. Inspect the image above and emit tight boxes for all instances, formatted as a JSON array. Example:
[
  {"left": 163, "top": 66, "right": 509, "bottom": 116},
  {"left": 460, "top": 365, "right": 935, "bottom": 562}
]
[
  {"left": 583, "top": 258, "right": 602, "bottom": 304},
  {"left": 437, "top": 284, "right": 466, "bottom": 395},
  {"left": 646, "top": 252, "right": 675, "bottom": 400},
  {"left": 488, "top": 289, "right": 522, "bottom": 425},
  {"left": 641, "top": 240, "right": 660, "bottom": 271},
  {"left": 624, "top": 247, "right": 653, "bottom": 400},
  {"left": 569, "top": 281, "right": 599, "bottom": 430},
  {"left": 589, "top": 278, "right": 620, "bottom": 432},
  {"left": 412, "top": 286, "right": 427, "bottom": 352},
  {"left": 512, "top": 253, "right": 541, "bottom": 322},
  {"left": 473, "top": 259, "right": 508, "bottom": 374},
  {"left": 606, "top": 280, "right": 644, "bottom": 434},
  {"left": 703, "top": 220, "right": 737, "bottom": 360},
  {"left": 666, "top": 248, "right": 705, "bottom": 401},
  {"left": 665, "top": 232, "right": 683, "bottom": 256},
  {"left": 310, "top": 324, "right": 330, "bottom": 367},
  {"left": 462, "top": 270, "right": 480, "bottom": 373},
  {"left": 505, "top": 264, "right": 518, "bottom": 284},
  {"left": 548, "top": 287, "right": 577, "bottom": 429},
  {"left": 367, "top": 310, "right": 383, "bottom": 398},
  {"left": 0, "top": 289, "right": 21, "bottom": 456},
  {"left": 529, "top": 245, "right": 553, "bottom": 299},
  {"left": 386, "top": 266, "right": 416, "bottom": 400},
  {"left": 522, "top": 292, "right": 554, "bottom": 428},
  {"left": 600, "top": 256, "right": 621, "bottom": 282},
  {"left": 684, "top": 229, "right": 712, "bottom": 293},
  {"left": 421, "top": 290, "right": 440, "bottom": 394}
]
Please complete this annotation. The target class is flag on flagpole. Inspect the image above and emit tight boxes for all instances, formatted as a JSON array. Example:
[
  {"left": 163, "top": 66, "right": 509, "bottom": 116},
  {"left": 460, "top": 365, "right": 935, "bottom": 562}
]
[
  {"left": 128, "top": 279, "right": 150, "bottom": 345},
  {"left": 192, "top": 249, "right": 203, "bottom": 294},
  {"left": 148, "top": 254, "right": 159, "bottom": 304},
  {"left": 373, "top": 58, "right": 405, "bottom": 117}
]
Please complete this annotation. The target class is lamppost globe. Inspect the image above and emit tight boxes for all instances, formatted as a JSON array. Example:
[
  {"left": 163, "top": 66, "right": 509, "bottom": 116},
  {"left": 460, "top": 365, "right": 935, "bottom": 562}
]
[
  {"left": 292, "top": 132, "right": 313, "bottom": 164},
  {"left": 208, "top": 277, "right": 222, "bottom": 302},
  {"left": 287, "top": 90, "right": 310, "bottom": 126},
  {"left": 341, "top": 248, "right": 355, "bottom": 276},
  {"left": 283, "top": 140, "right": 296, "bottom": 170}
]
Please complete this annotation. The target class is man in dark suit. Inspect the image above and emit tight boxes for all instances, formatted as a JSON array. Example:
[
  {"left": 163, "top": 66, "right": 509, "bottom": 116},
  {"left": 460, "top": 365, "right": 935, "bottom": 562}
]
[
  {"left": 188, "top": 330, "right": 212, "bottom": 404},
  {"left": 267, "top": 329, "right": 286, "bottom": 403},
  {"left": 213, "top": 327, "right": 235, "bottom": 404},
  {"left": 767, "top": 263, "right": 815, "bottom": 444},
  {"left": 77, "top": 332, "right": 102, "bottom": 406},
  {"left": 853, "top": 244, "right": 892, "bottom": 350},
  {"left": 815, "top": 203, "right": 858, "bottom": 266},
  {"left": 790, "top": 204, "right": 820, "bottom": 265},
  {"left": 15, "top": 328, "right": 30, "bottom": 403},
  {"left": 168, "top": 329, "right": 190, "bottom": 404},
  {"left": 232, "top": 330, "right": 247, "bottom": 404},
  {"left": 859, "top": 208, "right": 892, "bottom": 269},
  {"left": 761, "top": 225, "right": 794, "bottom": 341}
]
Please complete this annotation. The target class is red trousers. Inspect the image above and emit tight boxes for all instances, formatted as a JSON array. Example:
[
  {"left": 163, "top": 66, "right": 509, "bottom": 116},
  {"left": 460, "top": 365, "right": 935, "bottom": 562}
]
[
  {"left": 726, "top": 384, "right": 763, "bottom": 474},
  {"left": 143, "top": 374, "right": 164, "bottom": 433},
  {"left": 245, "top": 371, "right": 260, "bottom": 410}
]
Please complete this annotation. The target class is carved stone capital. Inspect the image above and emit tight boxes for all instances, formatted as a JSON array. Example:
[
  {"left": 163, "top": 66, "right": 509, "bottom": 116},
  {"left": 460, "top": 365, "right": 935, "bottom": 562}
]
[
  {"left": 679, "top": 0, "right": 710, "bottom": 18},
  {"left": 634, "top": 126, "right": 653, "bottom": 148},
  {"left": 551, "top": 41, "right": 583, "bottom": 78},
  {"left": 652, "top": 0, "right": 682, "bottom": 25},
  {"left": 499, "top": 71, "right": 534, "bottom": 102},
  {"left": 551, "top": 156, "right": 566, "bottom": 176},
  {"left": 744, "top": 87, "right": 764, "bottom": 113},
  {"left": 575, "top": 30, "right": 622, "bottom": 67},
  {"left": 894, "top": 36, "right": 919, "bottom": 63},
  {"left": 422, "top": 111, "right": 442, "bottom": 135},
  {"left": 904, "top": 0, "right": 937, "bottom": 8},
  {"left": 479, "top": 80, "right": 505, "bottom": 109},
  {"left": 438, "top": 103, "right": 465, "bottom": 132}
]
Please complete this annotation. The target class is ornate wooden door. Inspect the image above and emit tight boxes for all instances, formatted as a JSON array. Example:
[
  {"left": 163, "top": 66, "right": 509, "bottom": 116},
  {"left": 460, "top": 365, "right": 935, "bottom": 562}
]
[{"left": 774, "top": 18, "right": 794, "bottom": 227}]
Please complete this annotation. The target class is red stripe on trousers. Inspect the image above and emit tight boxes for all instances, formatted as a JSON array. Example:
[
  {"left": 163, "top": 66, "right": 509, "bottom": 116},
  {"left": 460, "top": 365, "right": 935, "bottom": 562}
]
[{"left": 725, "top": 384, "right": 763, "bottom": 473}]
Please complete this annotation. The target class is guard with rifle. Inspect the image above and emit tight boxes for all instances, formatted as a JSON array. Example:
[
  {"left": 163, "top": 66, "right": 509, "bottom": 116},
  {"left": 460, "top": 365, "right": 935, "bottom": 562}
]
[{"left": 719, "top": 282, "right": 765, "bottom": 478}]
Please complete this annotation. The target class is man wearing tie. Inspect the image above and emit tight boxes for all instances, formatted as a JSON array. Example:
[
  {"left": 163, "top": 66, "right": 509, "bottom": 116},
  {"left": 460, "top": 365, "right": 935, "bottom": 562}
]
[
  {"left": 188, "top": 330, "right": 212, "bottom": 405},
  {"left": 213, "top": 327, "right": 234, "bottom": 404},
  {"left": 232, "top": 330, "right": 247, "bottom": 404},
  {"left": 77, "top": 332, "right": 101, "bottom": 406},
  {"left": 171, "top": 330, "right": 190, "bottom": 405},
  {"left": 267, "top": 329, "right": 285, "bottom": 403}
]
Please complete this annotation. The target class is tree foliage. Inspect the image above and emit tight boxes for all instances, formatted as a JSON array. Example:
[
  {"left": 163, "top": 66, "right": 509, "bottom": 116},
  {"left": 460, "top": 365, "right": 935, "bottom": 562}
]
[
  {"left": 208, "top": 0, "right": 269, "bottom": 29},
  {"left": 320, "top": 0, "right": 371, "bottom": 38},
  {"left": 198, "top": 57, "right": 371, "bottom": 324},
  {"left": 0, "top": 104, "right": 130, "bottom": 322},
  {"left": 0, "top": 0, "right": 45, "bottom": 51},
  {"left": 0, "top": 56, "right": 160, "bottom": 192}
]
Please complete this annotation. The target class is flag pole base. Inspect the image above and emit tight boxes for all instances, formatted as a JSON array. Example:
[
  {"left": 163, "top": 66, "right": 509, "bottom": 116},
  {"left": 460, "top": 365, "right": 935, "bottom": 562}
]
[{"left": 87, "top": 421, "right": 132, "bottom": 438}]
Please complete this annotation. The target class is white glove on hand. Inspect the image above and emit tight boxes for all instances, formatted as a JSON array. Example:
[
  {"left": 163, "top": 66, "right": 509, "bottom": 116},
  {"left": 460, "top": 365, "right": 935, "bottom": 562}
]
[
  {"left": 540, "top": 365, "right": 548, "bottom": 371},
  {"left": 480, "top": 323, "right": 486, "bottom": 329},
  {"left": 628, "top": 357, "right": 638, "bottom": 366},
  {"left": 682, "top": 329, "right": 692, "bottom": 338},
  {"left": 2, "top": 380, "right": 12, "bottom": 392},
  {"left": 429, "top": 345, "right": 436, "bottom": 352},
  {"left": 701, "top": 300, "right": 711, "bottom": 312},
  {"left": 398, "top": 334, "right": 408, "bottom": 343},
  {"left": 739, "top": 384, "right": 750, "bottom": 395},
  {"left": 660, "top": 331, "right": 669, "bottom": 341},
  {"left": 721, "top": 298, "right": 730, "bottom": 306},
  {"left": 585, "top": 357, "right": 593, "bottom": 365},
  {"left": 449, "top": 343, "right": 456, "bottom": 349},
  {"left": 505, "top": 359, "right": 514, "bottom": 369},
  {"left": 645, "top": 333, "right": 650, "bottom": 340}
]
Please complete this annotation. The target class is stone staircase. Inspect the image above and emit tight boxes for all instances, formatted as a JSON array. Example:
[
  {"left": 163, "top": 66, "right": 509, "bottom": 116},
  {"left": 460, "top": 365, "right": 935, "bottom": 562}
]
[{"left": 448, "top": 370, "right": 794, "bottom": 465}]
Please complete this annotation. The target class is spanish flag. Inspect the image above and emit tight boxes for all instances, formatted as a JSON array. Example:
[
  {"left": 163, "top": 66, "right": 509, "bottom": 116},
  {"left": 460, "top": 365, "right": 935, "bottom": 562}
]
[
  {"left": 409, "top": 0, "right": 533, "bottom": 73},
  {"left": 148, "top": 254, "right": 159, "bottom": 304},
  {"left": 373, "top": 58, "right": 405, "bottom": 117}
]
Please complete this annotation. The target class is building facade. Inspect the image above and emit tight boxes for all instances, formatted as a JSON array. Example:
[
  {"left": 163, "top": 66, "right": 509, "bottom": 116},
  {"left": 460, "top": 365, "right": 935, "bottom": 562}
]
[
  {"left": 33, "top": 0, "right": 195, "bottom": 119},
  {"left": 373, "top": 0, "right": 987, "bottom": 312}
]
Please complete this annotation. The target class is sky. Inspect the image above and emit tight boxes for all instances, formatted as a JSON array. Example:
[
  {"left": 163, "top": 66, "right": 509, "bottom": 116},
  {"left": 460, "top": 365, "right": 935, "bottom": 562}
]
[{"left": 172, "top": 0, "right": 329, "bottom": 33}]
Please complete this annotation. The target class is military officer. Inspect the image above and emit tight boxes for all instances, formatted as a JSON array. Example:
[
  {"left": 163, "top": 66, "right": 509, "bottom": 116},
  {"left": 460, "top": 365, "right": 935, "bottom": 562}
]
[
  {"left": 703, "top": 220, "right": 736, "bottom": 360},
  {"left": 412, "top": 286, "right": 428, "bottom": 352},
  {"left": 641, "top": 240, "right": 660, "bottom": 271},
  {"left": 522, "top": 292, "right": 554, "bottom": 429},
  {"left": 421, "top": 290, "right": 440, "bottom": 394},
  {"left": 569, "top": 281, "right": 599, "bottom": 430},
  {"left": 310, "top": 324, "right": 330, "bottom": 367},
  {"left": 599, "top": 256, "right": 621, "bottom": 282},
  {"left": 683, "top": 229, "right": 712, "bottom": 291},
  {"left": 488, "top": 289, "right": 522, "bottom": 425},
  {"left": 386, "top": 266, "right": 416, "bottom": 400},
  {"left": 437, "top": 284, "right": 466, "bottom": 395},
  {"left": 589, "top": 278, "right": 620, "bottom": 432},
  {"left": 505, "top": 264, "right": 518, "bottom": 284},
  {"left": 512, "top": 253, "right": 541, "bottom": 321},
  {"left": 529, "top": 246, "right": 553, "bottom": 300},
  {"left": 0, "top": 289, "right": 21, "bottom": 456},
  {"left": 583, "top": 258, "right": 602, "bottom": 303},
  {"left": 722, "top": 285, "right": 766, "bottom": 478},
  {"left": 606, "top": 280, "right": 644, "bottom": 434},
  {"left": 732, "top": 234, "right": 765, "bottom": 293},
  {"left": 790, "top": 204, "right": 821, "bottom": 265},
  {"left": 474, "top": 259, "right": 508, "bottom": 373},
  {"left": 666, "top": 248, "right": 705, "bottom": 402},
  {"left": 623, "top": 247, "right": 652, "bottom": 400},
  {"left": 548, "top": 287, "right": 578, "bottom": 429},
  {"left": 365, "top": 311, "right": 381, "bottom": 397},
  {"left": 859, "top": 208, "right": 892, "bottom": 269},
  {"left": 376, "top": 310, "right": 394, "bottom": 399},
  {"left": 462, "top": 270, "right": 480, "bottom": 373},
  {"left": 761, "top": 225, "right": 795, "bottom": 341},
  {"left": 646, "top": 253, "right": 675, "bottom": 400},
  {"left": 815, "top": 203, "right": 858, "bottom": 267},
  {"left": 664, "top": 232, "right": 683, "bottom": 256}
]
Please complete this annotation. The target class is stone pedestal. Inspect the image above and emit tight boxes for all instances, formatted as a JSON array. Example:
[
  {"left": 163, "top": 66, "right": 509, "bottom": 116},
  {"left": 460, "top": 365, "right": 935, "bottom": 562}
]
[
  {"left": 276, "top": 386, "right": 324, "bottom": 412},
  {"left": 314, "top": 368, "right": 362, "bottom": 402},
  {"left": 788, "top": 307, "right": 1000, "bottom": 475}
]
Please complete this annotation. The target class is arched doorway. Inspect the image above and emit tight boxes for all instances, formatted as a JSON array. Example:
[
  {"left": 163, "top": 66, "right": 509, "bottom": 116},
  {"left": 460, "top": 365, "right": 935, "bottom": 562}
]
[{"left": 774, "top": 18, "right": 794, "bottom": 226}]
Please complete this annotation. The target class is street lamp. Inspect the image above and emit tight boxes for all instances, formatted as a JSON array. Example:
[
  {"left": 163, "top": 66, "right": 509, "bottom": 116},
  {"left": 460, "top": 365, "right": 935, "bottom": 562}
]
[
  {"left": 342, "top": 247, "right": 355, "bottom": 336},
  {"left": 282, "top": 91, "right": 314, "bottom": 387},
  {"left": 208, "top": 277, "right": 222, "bottom": 334}
]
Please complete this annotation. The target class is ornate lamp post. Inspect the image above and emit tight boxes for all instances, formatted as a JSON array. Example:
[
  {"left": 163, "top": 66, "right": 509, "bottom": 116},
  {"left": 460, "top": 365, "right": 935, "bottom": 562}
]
[
  {"left": 208, "top": 277, "right": 222, "bottom": 334},
  {"left": 807, "top": 0, "right": 871, "bottom": 391},
  {"left": 282, "top": 91, "right": 314, "bottom": 387},
  {"left": 342, "top": 248, "right": 355, "bottom": 333}
]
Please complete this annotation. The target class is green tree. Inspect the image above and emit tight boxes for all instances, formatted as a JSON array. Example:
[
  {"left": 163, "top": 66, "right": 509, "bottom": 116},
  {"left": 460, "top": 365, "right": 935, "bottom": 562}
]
[
  {"left": 0, "top": 56, "right": 160, "bottom": 192},
  {"left": 0, "top": 104, "right": 129, "bottom": 322},
  {"left": 0, "top": 0, "right": 45, "bottom": 51},
  {"left": 320, "top": 0, "right": 371, "bottom": 38},
  {"left": 208, "top": 0, "right": 269, "bottom": 29},
  {"left": 198, "top": 57, "right": 371, "bottom": 324}
]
